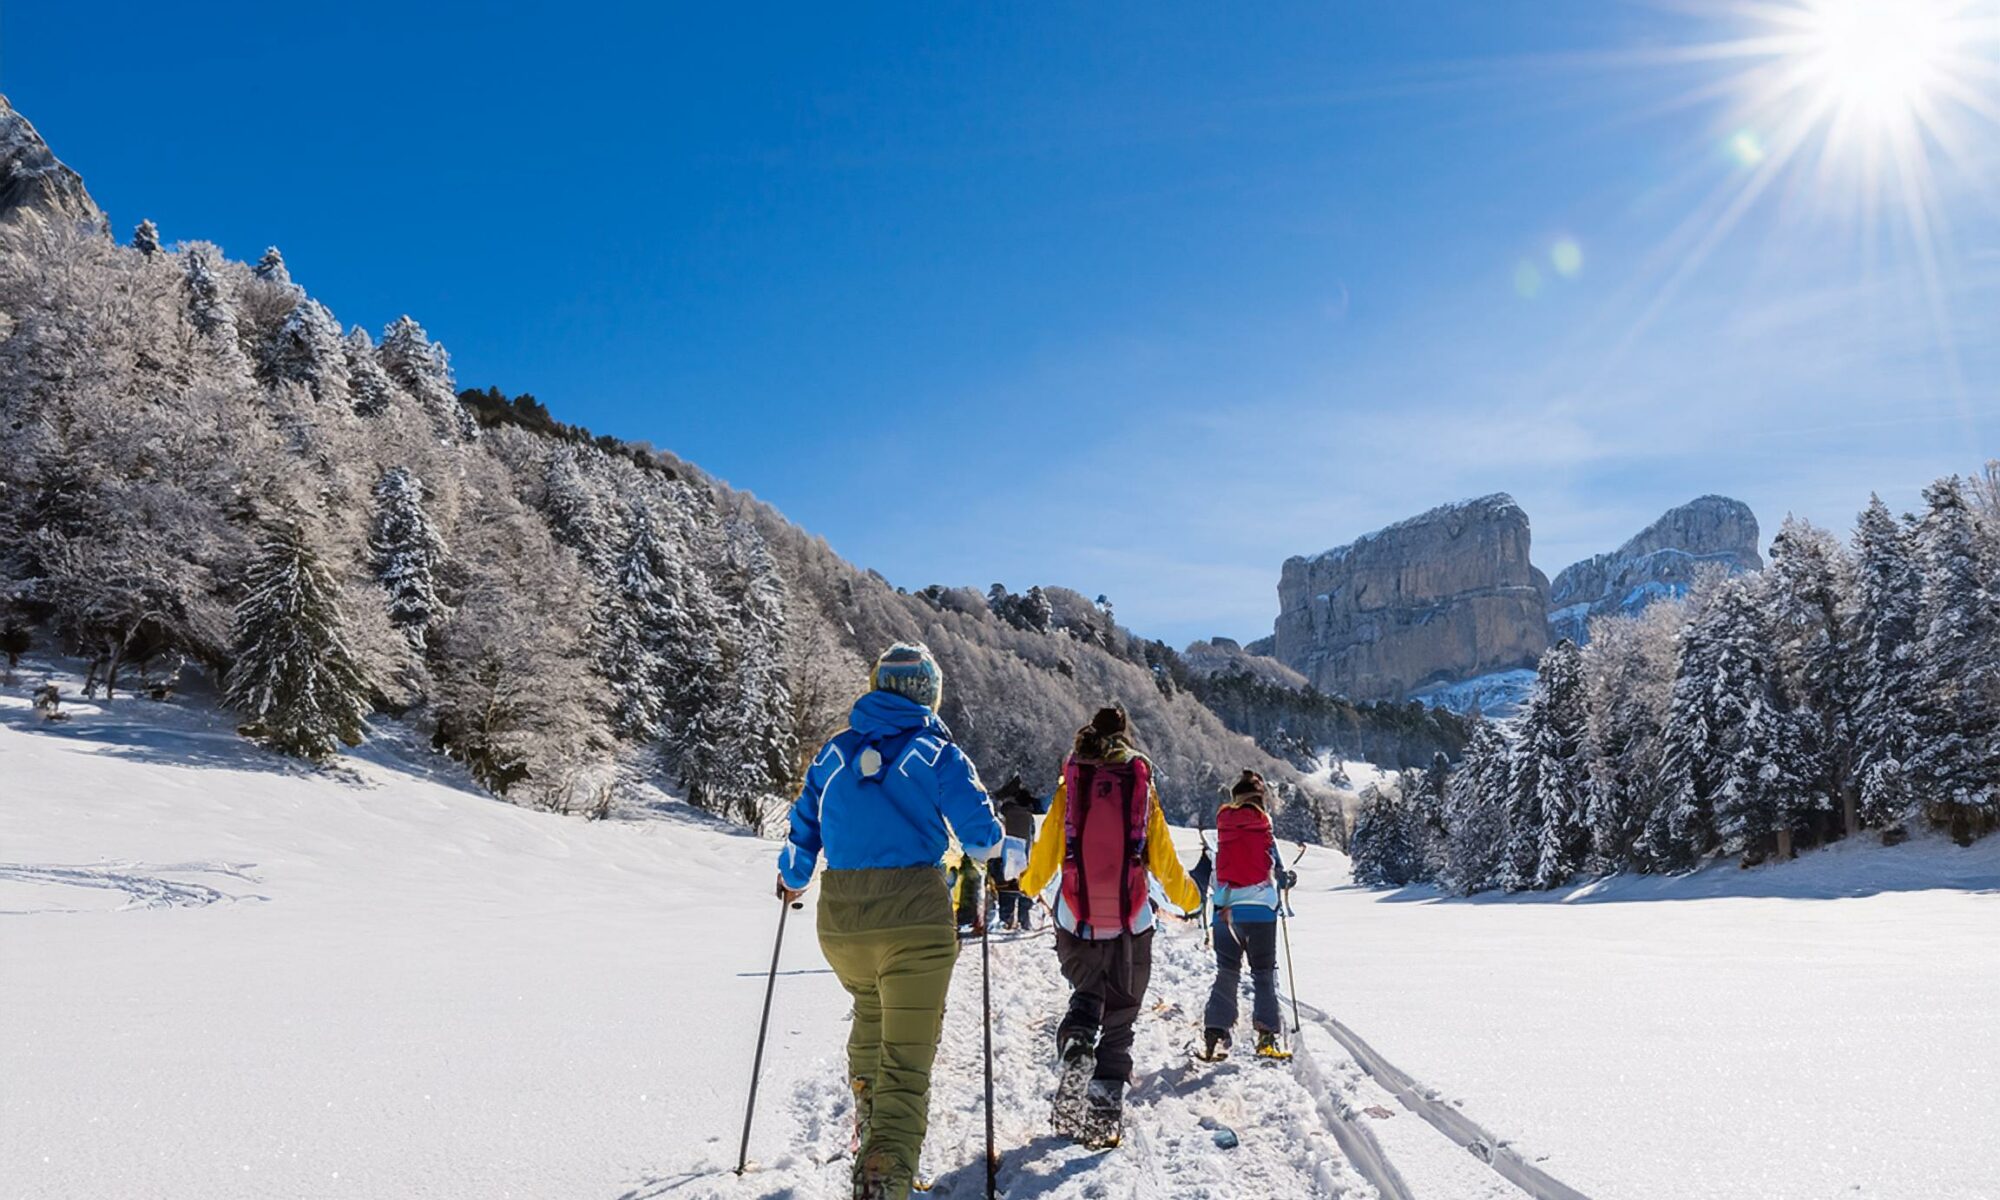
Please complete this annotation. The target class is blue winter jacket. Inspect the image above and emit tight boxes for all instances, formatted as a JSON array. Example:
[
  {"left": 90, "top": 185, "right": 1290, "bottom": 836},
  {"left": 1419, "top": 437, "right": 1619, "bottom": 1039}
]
[{"left": 778, "top": 691, "right": 1004, "bottom": 891}]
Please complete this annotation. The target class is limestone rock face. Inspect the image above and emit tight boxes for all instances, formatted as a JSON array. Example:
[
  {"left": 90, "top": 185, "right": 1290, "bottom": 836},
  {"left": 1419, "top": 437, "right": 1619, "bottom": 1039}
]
[
  {"left": 1547, "top": 495, "right": 1762, "bottom": 643},
  {"left": 1273, "top": 495, "right": 1551, "bottom": 701},
  {"left": 0, "top": 95, "right": 107, "bottom": 235}
]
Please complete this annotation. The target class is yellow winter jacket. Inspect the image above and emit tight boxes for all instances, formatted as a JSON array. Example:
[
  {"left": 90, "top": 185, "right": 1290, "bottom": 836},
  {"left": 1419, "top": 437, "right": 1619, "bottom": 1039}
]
[{"left": 1020, "top": 763, "right": 1202, "bottom": 920}]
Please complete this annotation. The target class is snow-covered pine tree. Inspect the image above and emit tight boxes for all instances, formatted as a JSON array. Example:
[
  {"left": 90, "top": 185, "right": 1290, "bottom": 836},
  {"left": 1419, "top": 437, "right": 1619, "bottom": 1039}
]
[
  {"left": 1850, "top": 495, "right": 1924, "bottom": 829},
  {"left": 708, "top": 521, "right": 797, "bottom": 828},
  {"left": 265, "top": 298, "right": 349, "bottom": 401},
  {"left": 1349, "top": 783, "right": 1417, "bottom": 887},
  {"left": 1905, "top": 477, "right": 2000, "bottom": 843},
  {"left": 1409, "top": 751, "right": 1452, "bottom": 882},
  {"left": 541, "top": 446, "right": 620, "bottom": 575},
  {"left": 1579, "top": 604, "right": 1678, "bottom": 873},
  {"left": 1645, "top": 574, "right": 1735, "bottom": 870},
  {"left": 344, "top": 327, "right": 395, "bottom": 419},
  {"left": 223, "top": 522, "right": 371, "bottom": 762},
  {"left": 660, "top": 551, "right": 730, "bottom": 812},
  {"left": 380, "top": 315, "right": 478, "bottom": 441},
  {"left": 181, "top": 245, "right": 238, "bottom": 341},
  {"left": 252, "top": 246, "right": 291, "bottom": 286},
  {"left": 369, "top": 467, "right": 448, "bottom": 653},
  {"left": 1023, "top": 585, "right": 1055, "bottom": 633},
  {"left": 600, "top": 509, "right": 674, "bottom": 742},
  {"left": 1710, "top": 577, "right": 1823, "bottom": 860},
  {"left": 1441, "top": 717, "right": 1510, "bottom": 893},
  {"left": 131, "top": 219, "right": 160, "bottom": 257},
  {"left": 1765, "top": 516, "right": 1856, "bottom": 837},
  {"left": 1527, "top": 640, "right": 1591, "bottom": 888}
]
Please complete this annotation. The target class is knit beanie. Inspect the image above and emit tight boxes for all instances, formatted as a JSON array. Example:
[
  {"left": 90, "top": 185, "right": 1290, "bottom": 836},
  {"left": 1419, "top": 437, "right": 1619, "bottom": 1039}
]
[
  {"left": 871, "top": 642, "right": 943, "bottom": 711},
  {"left": 1230, "top": 769, "right": 1268, "bottom": 805}
]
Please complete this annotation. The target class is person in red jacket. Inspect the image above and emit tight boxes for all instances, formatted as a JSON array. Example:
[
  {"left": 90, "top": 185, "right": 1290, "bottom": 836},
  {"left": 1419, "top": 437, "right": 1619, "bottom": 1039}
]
[{"left": 1201, "top": 770, "right": 1297, "bottom": 1061}]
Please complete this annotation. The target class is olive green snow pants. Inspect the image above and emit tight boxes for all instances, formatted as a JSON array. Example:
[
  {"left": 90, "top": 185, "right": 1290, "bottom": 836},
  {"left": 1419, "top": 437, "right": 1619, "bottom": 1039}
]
[{"left": 817, "top": 867, "right": 959, "bottom": 1196}]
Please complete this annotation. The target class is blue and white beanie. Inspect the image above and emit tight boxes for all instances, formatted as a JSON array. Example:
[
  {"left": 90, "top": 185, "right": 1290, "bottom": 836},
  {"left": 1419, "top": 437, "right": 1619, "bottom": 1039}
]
[{"left": 872, "top": 642, "right": 943, "bottom": 711}]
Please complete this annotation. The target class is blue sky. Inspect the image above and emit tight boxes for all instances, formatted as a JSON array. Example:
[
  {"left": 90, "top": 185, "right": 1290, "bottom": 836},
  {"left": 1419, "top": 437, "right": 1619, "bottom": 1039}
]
[{"left": 8, "top": 1, "right": 1996, "bottom": 644}]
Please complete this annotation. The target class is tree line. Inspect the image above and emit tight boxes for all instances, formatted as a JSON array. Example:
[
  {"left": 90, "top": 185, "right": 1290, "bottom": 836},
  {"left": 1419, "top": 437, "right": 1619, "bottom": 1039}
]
[{"left": 1349, "top": 481, "right": 2000, "bottom": 890}]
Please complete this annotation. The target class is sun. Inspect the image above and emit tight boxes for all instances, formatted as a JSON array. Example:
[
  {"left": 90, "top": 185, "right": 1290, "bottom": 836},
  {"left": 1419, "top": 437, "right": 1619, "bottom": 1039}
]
[{"left": 1716, "top": 0, "right": 1999, "bottom": 194}]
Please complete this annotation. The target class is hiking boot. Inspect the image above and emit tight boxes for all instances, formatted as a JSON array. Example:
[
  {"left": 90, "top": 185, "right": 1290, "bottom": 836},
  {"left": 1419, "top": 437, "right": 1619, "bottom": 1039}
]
[
  {"left": 1254, "top": 1030, "right": 1292, "bottom": 1060},
  {"left": 1077, "top": 1079, "right": 1124, "bottom": 1148},
  {"left": 1200, "top": 1027, "right": 1232, "bottom": 1062},
  {"left": 853, "top": 1150, "right": 911, "bottom": 1200},
  {"left": 1050, "top": 1030, "right": 1097, "bottom": 1138}
]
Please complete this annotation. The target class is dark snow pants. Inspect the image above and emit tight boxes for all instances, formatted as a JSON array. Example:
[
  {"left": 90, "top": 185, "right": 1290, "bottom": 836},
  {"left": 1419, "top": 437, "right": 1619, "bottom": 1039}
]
[
  {"left": 1053, "top": 928, "right": 1154, "bottom": 1082},
  {"left": 1204, "top": 912, "right": 1282, "bottom": 1034},
  {"left": 817, "top": 867, "right": 958, "bottom": 1196}
]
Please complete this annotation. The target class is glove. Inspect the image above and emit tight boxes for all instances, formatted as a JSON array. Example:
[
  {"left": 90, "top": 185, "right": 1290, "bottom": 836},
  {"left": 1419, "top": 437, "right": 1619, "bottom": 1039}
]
[
  {"left": 1278, "top": 870, "right": 1298, "bottom": 891},
  {"left": 776, "top": 874, "right": 808, "bottom": 904}
]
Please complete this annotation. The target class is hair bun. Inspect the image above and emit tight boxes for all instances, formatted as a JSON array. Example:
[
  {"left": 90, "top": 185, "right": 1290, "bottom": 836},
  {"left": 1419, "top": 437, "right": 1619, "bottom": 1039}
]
[{"left": 1090, "top": 706, "right": 1127, "bottom": 736}]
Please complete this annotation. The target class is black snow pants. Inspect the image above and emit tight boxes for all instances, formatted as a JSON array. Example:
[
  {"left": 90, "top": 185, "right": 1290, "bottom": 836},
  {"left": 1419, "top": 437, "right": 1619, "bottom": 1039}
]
[{"left": 1053, "top": 927, "right": 1154, "bottom": 1083}]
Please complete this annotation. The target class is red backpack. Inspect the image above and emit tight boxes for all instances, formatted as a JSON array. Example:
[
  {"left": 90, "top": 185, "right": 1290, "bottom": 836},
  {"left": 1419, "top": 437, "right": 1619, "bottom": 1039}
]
[
  {"left": 1058, "top": 756, "right": 1152, "bottom": 937},
  {"left": 1214, "top": 802, "right": 1275, "bottom": 888}
]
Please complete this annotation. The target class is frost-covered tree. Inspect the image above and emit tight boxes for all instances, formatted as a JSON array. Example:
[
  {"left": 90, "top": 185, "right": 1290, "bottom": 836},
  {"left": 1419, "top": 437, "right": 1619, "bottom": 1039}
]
[
  {"left": 1850, "top": 496, "right": 1925, "bottom": 829},
  {"left": 344, "top": 327, "right": 394, "bottom": 418},
  {"left": 265, "top": 298, "right": 348, "bottom": 401},
  {"left": 601, "top": 509, "right": 674, "bottom": 741},
  {"left": 1905, "top": 478, "right": 2000, "bottom": 842},
  {"left": 131, "top": 219, "right": 160, "bottom": 257},
  {"left": 1580, "top": 603, "right": 1680, "bottom": 871},
  {"left": 1441, "top": 717, "right": 1510, "bottom": 893},
  {"left": 1645, "top": 574, "right": 1735, "bottom": 870},
  {"left": 369, "top": 467, "right": 447, "bottom": 652},
  {"left": 1765, "top": 516, "right": 1856, "bottom": 837},
  {"left": 1709, "top": 578, "right": 1823, "bottom": 860},
  {"left": 541, "top": 445, "right": 620, "bottom": 573},
  {"left": 381, "top": 315, "right": 477, "bottom": 441},
  {"left": 223, "top": 523, "right": 371, "bottom": 762},
  {"left": 181, "top": 245, "right": 238, "bottom": 341},
  {"left": 706, "top": 521, "right": 797, "bottom": 827},
  {"left": 1349, "top": 782, "right": 1418, "bottom": 887},
  {"left": 252, "top": 246, "right": 291, "bottom": 286},
  {"left": 1523, "top": 640, "right": 1591, "bottom": 887}
]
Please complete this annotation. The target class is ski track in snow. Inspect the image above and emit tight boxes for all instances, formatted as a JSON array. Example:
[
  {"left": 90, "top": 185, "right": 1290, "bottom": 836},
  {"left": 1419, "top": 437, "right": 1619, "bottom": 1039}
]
[
  {"left": 627, "top": 917, "right": 1564, "bottom": 1200},
  {"left": 0, "top": 861, "right": 268, "bottom": 914}
]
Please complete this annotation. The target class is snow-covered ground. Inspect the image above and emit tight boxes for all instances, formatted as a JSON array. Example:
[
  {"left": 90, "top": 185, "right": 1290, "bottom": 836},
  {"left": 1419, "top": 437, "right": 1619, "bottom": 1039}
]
[
  {"left": 4, "top": 666, "right": 1996, "bottom": 1199},
  {"left": 1276, "top": 834, "right": 2000, "bottom": 1200}
]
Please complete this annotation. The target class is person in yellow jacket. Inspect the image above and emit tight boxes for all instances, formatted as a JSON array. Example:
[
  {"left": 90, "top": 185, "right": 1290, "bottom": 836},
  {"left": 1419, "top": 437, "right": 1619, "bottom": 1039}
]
[{"left": 1019, "top": 706, "right": 1200, "bottom": 1145}]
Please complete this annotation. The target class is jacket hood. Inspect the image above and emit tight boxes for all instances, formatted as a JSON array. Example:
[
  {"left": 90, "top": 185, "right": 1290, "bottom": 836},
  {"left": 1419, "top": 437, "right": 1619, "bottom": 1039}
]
[{"left": 849, "top": 689, "right": 947, "bottom": 738}]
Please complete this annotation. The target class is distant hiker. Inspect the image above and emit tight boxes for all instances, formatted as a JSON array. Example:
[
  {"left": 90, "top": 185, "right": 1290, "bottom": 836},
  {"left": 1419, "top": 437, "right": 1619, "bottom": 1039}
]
[
  {"left": 1200, "top": 770, "right": 1297, "bottom": 1061},
  {"left": 1190, "top": 834, "right": 1214, "bottom": 945},
  {"left": 1020, "top": 706, "right": 1201, "bottom": 1147},
  {"left": 987, "top": 774, "right": 1043, "bottom": 931},
  {"left": 776, "top": 642, "right": 1004, "bottom": 1200},
  {"left": 946, "top": 848, "right": 987, "bottom": 935},
  {"left": 32, "top": 683, "right": 65, "bottom": 722}
]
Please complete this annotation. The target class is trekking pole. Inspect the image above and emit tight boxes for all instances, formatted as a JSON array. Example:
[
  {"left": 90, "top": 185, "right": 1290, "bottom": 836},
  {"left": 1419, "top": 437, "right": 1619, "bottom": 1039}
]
[
  {"left": 979, "top": 874, "right": 998, "bottom": 1200},
  {"left": 736, "top": 894, "right": 801, "bottom": 1175},
  {"left": 1277, "top": 891, "right": 1302, "bottom": 1036}
]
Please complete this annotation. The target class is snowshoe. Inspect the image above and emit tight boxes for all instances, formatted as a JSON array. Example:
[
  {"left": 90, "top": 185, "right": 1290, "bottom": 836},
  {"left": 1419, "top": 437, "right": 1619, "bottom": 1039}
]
[
  {"left": 1193, "top": 1027, "right": 1232, "bottom": 1063},
  {"left": 1049, "top": 1031, "right": 1096, "bottom": 1138},
  {"left": 1253, "top": 1031, "right": 1293, "bottom": 1061},
  {"left": 1074, "top": 1079, "right": 1124, "bottom": 1149}
]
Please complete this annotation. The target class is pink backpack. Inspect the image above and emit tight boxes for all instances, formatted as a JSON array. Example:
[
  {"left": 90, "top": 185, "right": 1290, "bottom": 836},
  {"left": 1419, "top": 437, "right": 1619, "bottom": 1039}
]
[
  {"left": 1058, "top": 756, "right": 1151, "bottom": 936},
  {"left": 1214, "top": 802, "right": 1275, "bottom": 888}
]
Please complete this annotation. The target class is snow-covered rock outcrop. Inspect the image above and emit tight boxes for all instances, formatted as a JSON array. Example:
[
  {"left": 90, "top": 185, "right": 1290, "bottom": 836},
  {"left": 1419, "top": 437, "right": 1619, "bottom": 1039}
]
[
  {"left": 0, "top": 94, "right": 107, "bottom": 234},
  {"left": 1272, "top": 494, "right": 1552, "bottom": 702},
  {"left": 1547, "top": 495, "right": 1763, "bottom": 644}
]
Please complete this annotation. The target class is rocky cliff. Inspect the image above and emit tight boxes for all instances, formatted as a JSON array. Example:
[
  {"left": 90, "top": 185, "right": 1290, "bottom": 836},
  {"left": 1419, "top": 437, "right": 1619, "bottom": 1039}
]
[
  {"left": 1547, "top": 495, "right": 1762, "bottom": 643},
  {"left": 1272, "top": 495, "right": 1551, "bottom": 702},
  {"left": 0, "top": 96, "right": 107, "bottom": 234}
]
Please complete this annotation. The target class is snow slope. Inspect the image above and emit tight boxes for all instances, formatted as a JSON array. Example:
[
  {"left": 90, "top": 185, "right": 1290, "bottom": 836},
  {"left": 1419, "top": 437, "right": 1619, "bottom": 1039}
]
[
  {"left": 2, "top": 672, "right": 1524, "bottom": 1200},
  {"left": 1280, "top": 835, "right": 2000, "bottom": 1200},
  {"left": 6, "top": 666, "right": 1994, "bottom": 1199}
]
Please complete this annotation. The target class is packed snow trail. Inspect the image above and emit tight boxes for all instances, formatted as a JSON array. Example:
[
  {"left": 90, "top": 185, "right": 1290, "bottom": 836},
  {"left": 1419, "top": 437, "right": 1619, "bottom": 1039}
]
[{"left": 634, "top": 912, "right": 1568, "bottom": 1200}]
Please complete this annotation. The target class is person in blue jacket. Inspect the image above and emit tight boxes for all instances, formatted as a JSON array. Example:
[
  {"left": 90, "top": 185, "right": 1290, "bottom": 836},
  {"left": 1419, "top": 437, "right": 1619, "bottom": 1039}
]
[
  {"left": 776, "top": 642, "right": 1002, "bottom": 1200},
  {"left": 1201, "top": 771, "right": 1298, "bottom": 1061}
]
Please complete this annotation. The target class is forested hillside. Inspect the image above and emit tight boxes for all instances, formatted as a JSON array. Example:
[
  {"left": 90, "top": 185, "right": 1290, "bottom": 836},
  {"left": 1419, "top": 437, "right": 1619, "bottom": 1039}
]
[{"left": 0, "top": 98, "right": 1325, "bottom": 835}]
